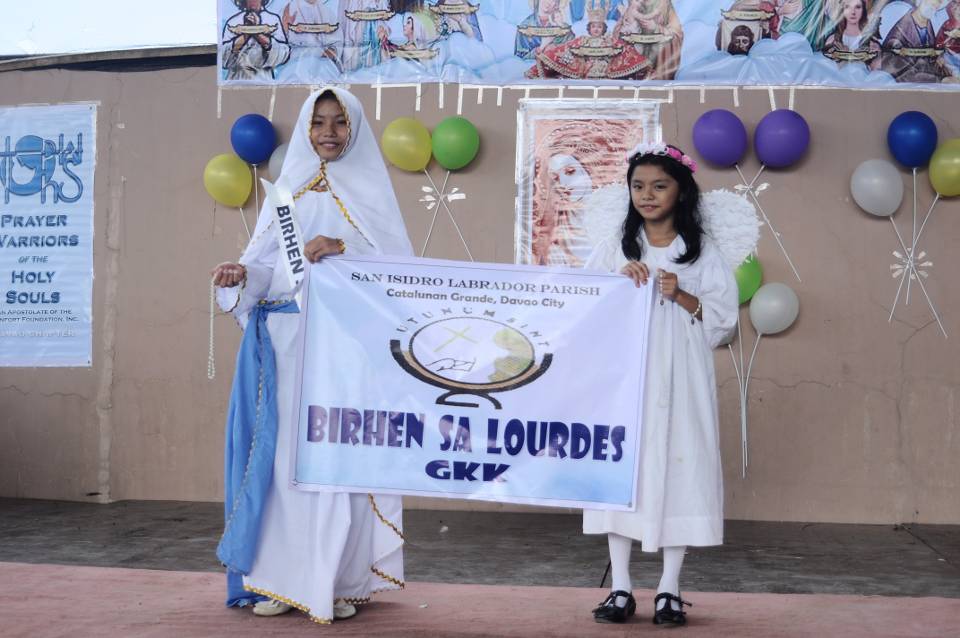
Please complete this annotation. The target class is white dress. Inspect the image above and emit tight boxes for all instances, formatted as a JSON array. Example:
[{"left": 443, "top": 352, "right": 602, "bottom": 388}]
[
  {"left": 219, "top": 191, "right": 404, "bottom": 623},
  {"left": 583, "top": 232, "right": 738, "bottom": 551}
]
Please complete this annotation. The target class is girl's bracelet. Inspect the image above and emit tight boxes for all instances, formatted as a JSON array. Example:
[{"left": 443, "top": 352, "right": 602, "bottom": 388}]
[{"left": 690, "top": 298, "right": 702, "bottom": 324}]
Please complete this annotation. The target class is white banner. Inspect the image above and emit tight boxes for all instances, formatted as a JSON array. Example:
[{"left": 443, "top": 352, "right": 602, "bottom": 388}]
[
  {"left": 0, "top": 103, "right": 96, "bottom": 367},
  {"left": 292, "top": 255, "right": 653, "bottom": 510}
]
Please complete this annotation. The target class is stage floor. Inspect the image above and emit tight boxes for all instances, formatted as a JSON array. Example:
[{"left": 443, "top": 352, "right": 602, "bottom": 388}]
[
  {"left": 2, "top": 562, "right": 958, "bottom": 637},
  {"left": 1, "top": 498, "right": 958, "bottom": 636}
]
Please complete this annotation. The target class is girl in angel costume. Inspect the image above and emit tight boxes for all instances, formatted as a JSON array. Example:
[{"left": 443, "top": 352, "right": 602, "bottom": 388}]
[
  {"left": 583, "top": 143, "right": 758, "bottom": 626},
  {"left": 211, "top": 88, "right": 412, "bottom": 624}
]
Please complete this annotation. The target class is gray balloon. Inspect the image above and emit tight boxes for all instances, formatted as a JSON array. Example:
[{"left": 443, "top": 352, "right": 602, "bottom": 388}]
[
  {"left": 749, "top": 283, "right": 799, "bottom": 335},
  {"left": 850, "top": 159, "right": 903, "bottom": 217},
  {"left": 267, "top": 142, "right": 288, "bottom": 181}
]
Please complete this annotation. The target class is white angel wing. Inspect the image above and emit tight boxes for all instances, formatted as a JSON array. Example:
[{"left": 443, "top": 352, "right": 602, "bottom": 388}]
[
  {"left": 583, "top": 183, "right": 630, "bottom": 247},
  {"left": 582, "top": 185, "right": 760, "bottom": 271},
  {"left": 699, "top": 189, "right": 761, "bottom": 269}
]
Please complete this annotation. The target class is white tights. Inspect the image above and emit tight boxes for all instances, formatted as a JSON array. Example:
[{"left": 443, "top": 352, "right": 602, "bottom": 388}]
[{"left": 607, "top": 533, "right": 686, "bottom": 610}]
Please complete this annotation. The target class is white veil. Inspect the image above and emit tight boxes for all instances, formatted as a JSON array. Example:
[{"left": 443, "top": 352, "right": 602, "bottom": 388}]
[
  {"left": 241, "top": 87, "right": 413, "bottom": 262},
  {"left": 262, "top": 86, "right": 414, "bottom": 257}
]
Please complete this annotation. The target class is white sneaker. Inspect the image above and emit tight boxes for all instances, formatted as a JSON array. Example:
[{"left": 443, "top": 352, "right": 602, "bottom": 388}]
[
  {"left": 252, "top": 599, "right": 294, "bottom": 617},
  {"left": 333, "top": 599, "right": 357, "bottom": 620}
]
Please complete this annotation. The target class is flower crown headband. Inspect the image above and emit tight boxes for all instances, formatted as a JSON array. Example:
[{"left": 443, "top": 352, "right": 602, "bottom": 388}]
[{"left": 626, "top": 142, "right": 698, "bottom": 173}]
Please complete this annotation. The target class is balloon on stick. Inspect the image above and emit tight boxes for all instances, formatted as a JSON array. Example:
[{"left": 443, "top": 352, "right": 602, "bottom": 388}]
[
  {"left": 231, "top": 114, "right": 277, "bottom": 165},
  {"left": 754, "top": 110, "right": 810, "bottom": 168},
  {"left": 749, "top": 283, "right": 799, "bottom": 335},
  {"left": 850, "top": 159, "right": 904, "bottom": 217},
  {"left": 267, "top": 143, "right": 288, "bottom": 180},
  {"left": 887, "top": 111, "right": 938, "bottom": 169},
  {"left": 203, "top": 154, "right": 252, "bottom": 207},
  {"left": 692, "top": 109, "right": 748, "bottom": 167},
  {"left": 381, "top": 117, "right": 432, "bottom": 172},
  {"left": 432, "top": 117, "right": 481, "bottom": 171},
  {"left": 734, "top": 255, "right": 763, "bottom": 305},
  {"left": 929, "top": 138, "right": 960, "bottom": 197}
]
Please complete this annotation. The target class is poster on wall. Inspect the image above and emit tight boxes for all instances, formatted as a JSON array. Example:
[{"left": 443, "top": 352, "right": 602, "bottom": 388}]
[
  {"left": 217, "top": 1, "right": 960, "bottom": 89},
  {"left": 292, "top": 255, "right": 653, "bottom": 509},
  {"left": 0, "top": 103, "right": 96, "bottom": 367},
  {"left": 514, "top": 99, "right": 660, "bottom": 267}
]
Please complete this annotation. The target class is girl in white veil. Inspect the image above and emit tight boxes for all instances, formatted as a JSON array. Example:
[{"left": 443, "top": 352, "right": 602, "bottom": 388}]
[{"left": 212, "top": 87, "right": 411, "bottom": 624}]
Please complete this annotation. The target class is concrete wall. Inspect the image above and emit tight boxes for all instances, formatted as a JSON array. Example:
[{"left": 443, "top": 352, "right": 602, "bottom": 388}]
[{"left": 1, "top": 65, "right": 958, "bottom": 524}]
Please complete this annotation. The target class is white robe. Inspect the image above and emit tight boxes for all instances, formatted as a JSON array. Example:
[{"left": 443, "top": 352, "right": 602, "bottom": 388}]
[
  {"left": 582, "top": 232, "right": 738, "bottom": 551},
  {"left": 222, "top": 9, "right": 292, "bottom": 81},
  {"left": 218, "top": 191, "right": 404, "bottom": 623}
]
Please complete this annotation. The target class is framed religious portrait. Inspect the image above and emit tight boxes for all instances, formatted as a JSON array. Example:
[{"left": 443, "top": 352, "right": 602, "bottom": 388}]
[{"left": 514, "top": 99, "right": 662, "bottom": 267}]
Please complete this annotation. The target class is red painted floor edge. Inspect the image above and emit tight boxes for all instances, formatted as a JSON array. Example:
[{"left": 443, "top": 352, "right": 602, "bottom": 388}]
[{"left": 1, "top": 562, "right": 958, "bottom": 637}]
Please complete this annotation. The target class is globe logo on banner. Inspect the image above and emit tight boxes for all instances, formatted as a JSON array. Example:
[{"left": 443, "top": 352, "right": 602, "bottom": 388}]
[{"left": 390, "top": 315, "right": 553, "bottom": 410}]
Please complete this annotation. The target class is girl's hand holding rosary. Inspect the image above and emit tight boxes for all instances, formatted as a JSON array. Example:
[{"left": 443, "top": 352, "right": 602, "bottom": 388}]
[
  {"left": 657, "top": 268, "right": 702, "bottom": 323},
  {"left": 211, "top": 262, "right": 247, "bottom": 288}
]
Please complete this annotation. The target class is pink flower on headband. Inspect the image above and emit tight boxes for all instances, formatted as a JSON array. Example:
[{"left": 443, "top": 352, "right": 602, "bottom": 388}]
[{"left": 625, "top": 142, "right": 697, "bottom": 173}]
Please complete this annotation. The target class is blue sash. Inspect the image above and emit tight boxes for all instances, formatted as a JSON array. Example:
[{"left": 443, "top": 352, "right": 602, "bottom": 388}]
[{"left": 218, "top": 300, "right": 298, "bottom": 607}]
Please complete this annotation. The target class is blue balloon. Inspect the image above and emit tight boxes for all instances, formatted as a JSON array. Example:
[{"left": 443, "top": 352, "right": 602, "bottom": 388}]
[
  {"left": 887, "top": 111, "right": 938, "bottom": 168},
  {"left": 230, "top": 114, "right": 276, "bottom": 165}
]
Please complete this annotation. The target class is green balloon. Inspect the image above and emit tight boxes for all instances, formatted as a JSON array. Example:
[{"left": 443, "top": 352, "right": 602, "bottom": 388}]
[
  {"left": 432, "top": 117, "right": 480, "bottom": 171},
  {"left": 735, "top": 255, "right": 763, "bottom": 305}
]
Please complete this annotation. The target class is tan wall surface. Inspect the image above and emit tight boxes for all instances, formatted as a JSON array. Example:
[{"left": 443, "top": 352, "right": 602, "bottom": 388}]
[{"left": 0, "top": 66, "right": 958, "bottom": 523}]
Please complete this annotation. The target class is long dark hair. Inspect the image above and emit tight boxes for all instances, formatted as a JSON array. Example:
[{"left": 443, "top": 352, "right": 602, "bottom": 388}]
[{"left": 621, "top": 147, "right": 703, "bottom": 265}]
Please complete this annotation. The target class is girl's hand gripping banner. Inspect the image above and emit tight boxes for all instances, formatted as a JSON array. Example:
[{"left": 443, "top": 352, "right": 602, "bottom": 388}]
[{"left": 291, "top": 255, "right": 654, "bottom": 510}]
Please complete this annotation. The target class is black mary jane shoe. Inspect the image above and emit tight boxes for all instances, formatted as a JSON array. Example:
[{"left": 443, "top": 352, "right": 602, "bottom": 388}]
[
  {"left": 592, "top": 590, "right": 637, "bottom": 624},
  {"left": 653, "top": 592, "right": 691, "bottom": 626}
]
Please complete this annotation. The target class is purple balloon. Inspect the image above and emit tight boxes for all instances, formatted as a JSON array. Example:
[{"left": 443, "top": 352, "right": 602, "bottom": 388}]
[
  {"left": 754, "top": 109, "right": 810, "bottom": 168},
  {"left": 692, "top": 109, "right": 748, "bottom": 167}
]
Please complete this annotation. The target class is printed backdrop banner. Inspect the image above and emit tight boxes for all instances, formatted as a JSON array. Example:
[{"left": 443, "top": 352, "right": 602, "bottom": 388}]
[
  {"left": 218, "top": 1, "right": 960, "bottom": 89},
  {"left": 292, "top": 255, "right": 653, "bottom": 509},
  {"left": 0, "top": 103, "right": 96, "bottom": 367}
]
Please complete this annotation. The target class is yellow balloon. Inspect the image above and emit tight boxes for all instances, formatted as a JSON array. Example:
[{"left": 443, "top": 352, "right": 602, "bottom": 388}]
[
  {"left": 381, "top": 118, "right": 432, "bottom": 172},
  {"left": 929, "top": 138, "right": 960, "bottom": 198},
  {"left": 204, "top": 153, "right": 252, "bottom": 207}
]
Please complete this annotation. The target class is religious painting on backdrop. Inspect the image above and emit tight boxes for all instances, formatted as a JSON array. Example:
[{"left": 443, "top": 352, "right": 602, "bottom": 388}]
[
  {"left": 217, "top": 0, "right": 960, "bottom": 87},
  {"left": 514, "top": 99, "right": 661, "bottom": 267}
]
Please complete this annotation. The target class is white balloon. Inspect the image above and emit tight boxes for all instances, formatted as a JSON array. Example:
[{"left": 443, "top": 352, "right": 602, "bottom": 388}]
[
  {"left": 267, "top": 142, "right": 288, "bottom": 180},
  {"left": 749, "top": 283, "right": 799, "bottom": 335},
  {"left": 850, "top": 159, "right": 903, "bottom": 217}
]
